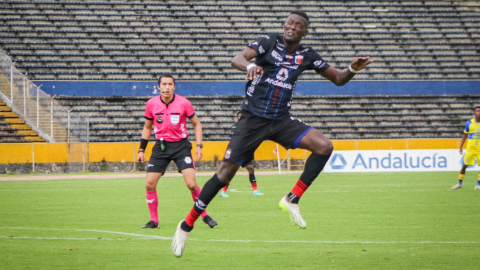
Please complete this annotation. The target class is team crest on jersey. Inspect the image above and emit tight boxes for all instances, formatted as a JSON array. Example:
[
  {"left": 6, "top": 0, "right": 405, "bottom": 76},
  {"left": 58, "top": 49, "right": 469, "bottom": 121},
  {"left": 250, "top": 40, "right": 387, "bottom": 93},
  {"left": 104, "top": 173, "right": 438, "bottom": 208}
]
[
  {"left": 224, "top": 149, "right": 232, "bottom": 159},
  {"left": 170, "top": 115, "right": 179, "bottom": 125},
  {"left": 156, "top": 117, "right": 163, "bottom": 124},
  {"left": 295, "top": 55, "right": 303, "bottom": 64},
  {"left": 184, "top": 156, "right": 192, "bottom": 164}
]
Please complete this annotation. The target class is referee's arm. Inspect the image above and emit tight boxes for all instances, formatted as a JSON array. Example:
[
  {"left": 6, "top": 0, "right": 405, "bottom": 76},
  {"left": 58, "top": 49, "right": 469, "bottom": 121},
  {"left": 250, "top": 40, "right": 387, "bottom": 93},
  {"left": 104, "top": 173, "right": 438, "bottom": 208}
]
[
  {"left": 189, "top": 115, "right": 203, "bottom": 161},
  {"left": 137, "top": 119, "right": 153, "bottom": 162}
]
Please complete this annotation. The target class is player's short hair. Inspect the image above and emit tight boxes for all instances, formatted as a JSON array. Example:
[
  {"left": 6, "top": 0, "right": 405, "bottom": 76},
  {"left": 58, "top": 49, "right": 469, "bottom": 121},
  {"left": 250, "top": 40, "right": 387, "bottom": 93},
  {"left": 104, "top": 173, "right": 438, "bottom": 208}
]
[
  {"left": 474, "top": 106, "right": 480, "bottom": 111},
  {"left": 290, "top": 10, "right": 309, "bottom": 26},
  {"left": 158, "top": 73, "right": 176, "bottom": 86}
]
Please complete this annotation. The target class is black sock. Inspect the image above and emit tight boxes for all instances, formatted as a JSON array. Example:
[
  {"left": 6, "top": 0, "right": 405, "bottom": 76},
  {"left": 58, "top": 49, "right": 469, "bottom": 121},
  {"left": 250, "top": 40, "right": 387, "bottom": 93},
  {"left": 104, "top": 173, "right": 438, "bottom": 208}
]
[
  {"left": 249, "top": 174, "right": 256, "bottom": 184},
  {"left": 299, "top": 153, "right": 331, "bottom": 186},
  {"left": 181, "top": 221, "right": 193, "bottom": 232},
  {"left": 287, "top": 192, "right": 300, "bottom": 204},
  {"left": 193, "top": 174, "right": 226, "bottom": 212}
]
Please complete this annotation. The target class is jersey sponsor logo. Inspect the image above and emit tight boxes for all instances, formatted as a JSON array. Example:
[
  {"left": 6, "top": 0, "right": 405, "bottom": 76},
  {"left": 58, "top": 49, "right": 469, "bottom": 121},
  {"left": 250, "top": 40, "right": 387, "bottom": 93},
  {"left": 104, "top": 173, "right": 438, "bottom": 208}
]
[
  {"left": 246, "top": 74, "right": 262, "bottom": 97},
  {"left": 156, "top": 116, "right": 163, "bottom": 124},
  {"left": 265, "top": 77, "right": 292, "bottom": 89},
  {"left": 275, "top": 62, "right": 299, "bottom": 69},
  {"left": 276, "top": 68, "right": 289, "bottom": 81},
  {"left": 314, "top": 60, "right": 326, "bottom": 68},
  {"left": 258, "top": 45, "right": 265, "bottom": 54},
  {"left": 224, "top": 149, "right": 232, "bottom": 159},
  {"left": 184, "top": 156, "right": 192, "bottom": 164},
  {"left": 295, "top": 55, "right": 303, "bottom": 64},
  {"left": 170, "top": 115, "right": 179, "bottom": 125},
  {"left": 271, "top": 50, "right": 283, "bottom": 61}
]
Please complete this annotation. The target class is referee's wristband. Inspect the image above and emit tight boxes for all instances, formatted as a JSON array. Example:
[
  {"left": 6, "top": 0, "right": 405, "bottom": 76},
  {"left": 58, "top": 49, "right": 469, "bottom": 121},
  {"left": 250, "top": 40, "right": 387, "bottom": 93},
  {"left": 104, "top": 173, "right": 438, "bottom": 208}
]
[
  {"left": 348, "top": 65, "right": 358, "bottom": 74},
  {"left": 246, "top": 63, "right": 257, "bottom": 71},
  {"left": 139, "top": 138, "right": 149, "bottom": 151}
]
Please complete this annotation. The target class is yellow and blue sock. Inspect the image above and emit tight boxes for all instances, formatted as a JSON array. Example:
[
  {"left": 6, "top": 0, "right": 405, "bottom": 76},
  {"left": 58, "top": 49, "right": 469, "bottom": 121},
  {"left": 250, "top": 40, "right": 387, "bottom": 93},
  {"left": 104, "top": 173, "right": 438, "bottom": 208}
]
[{"left": 458, "top": 173, "right": 465, "bottom": 185}]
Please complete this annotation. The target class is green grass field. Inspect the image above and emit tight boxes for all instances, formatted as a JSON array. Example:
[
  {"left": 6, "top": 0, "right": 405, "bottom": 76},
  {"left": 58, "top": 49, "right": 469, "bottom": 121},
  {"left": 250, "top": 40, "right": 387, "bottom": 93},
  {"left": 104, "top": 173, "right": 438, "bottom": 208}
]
[{"left": 1, "top": 171, "right": 479, "bottom": 269}]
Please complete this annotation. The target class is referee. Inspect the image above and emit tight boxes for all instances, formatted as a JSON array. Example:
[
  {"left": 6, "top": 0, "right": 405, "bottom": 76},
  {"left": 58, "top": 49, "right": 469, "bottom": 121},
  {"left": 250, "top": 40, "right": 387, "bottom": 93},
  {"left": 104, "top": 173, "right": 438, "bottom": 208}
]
[{"left": 137, "top": 73, "right": 217, "bottom": 229}]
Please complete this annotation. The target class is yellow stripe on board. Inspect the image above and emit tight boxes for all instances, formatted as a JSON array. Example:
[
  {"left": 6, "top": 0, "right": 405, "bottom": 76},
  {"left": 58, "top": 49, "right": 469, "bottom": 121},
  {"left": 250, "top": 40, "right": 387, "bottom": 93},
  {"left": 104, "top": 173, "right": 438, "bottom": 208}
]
[{"left": 0, "top": 139, "right": 464, "bottom": 164}]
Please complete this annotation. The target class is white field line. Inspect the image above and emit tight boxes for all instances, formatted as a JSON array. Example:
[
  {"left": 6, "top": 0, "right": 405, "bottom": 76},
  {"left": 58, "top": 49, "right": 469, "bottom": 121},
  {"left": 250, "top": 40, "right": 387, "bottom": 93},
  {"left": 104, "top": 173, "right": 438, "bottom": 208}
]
[{"left": 0, "top": 227, "right": 478, "bottom": 244}]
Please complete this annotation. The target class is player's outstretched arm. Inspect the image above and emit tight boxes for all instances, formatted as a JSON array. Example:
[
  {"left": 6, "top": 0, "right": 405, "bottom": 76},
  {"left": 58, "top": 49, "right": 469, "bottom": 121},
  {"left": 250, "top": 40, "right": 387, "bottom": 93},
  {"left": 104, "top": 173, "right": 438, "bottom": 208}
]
[
  {"left": 320, "top": 56, "right": 373, "bottom": 86},
  {"left": 232, "top": 47, "right": 264, "bottom": 81}
]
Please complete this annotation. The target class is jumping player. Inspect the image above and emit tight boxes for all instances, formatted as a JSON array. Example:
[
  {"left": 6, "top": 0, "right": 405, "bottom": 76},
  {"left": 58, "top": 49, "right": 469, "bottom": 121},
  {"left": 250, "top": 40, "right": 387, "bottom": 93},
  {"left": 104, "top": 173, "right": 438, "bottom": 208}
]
[
  {"left": 452, "top": 106, "right": 480, "bottom": 190},
  {"left": 172, "top": 11, "right": 372, "bottom": 257},
  {"left": 137, "top": 73, "right": 217, "bottom": 229}
]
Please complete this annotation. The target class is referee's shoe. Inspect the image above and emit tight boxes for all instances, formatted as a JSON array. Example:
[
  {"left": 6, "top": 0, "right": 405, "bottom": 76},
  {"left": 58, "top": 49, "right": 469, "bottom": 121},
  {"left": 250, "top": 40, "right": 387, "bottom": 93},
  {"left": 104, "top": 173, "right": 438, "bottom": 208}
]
[{"left": 141, "top": 220, "right": 159, "bottom": 229}]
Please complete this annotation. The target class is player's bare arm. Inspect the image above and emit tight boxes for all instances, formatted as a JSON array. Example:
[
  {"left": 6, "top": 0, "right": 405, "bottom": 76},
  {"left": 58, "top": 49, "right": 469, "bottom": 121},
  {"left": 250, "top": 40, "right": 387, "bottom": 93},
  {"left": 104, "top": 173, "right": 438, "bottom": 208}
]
[
  {"left": 189, "top": 115, "right": 203, "bottom": 161},
  {"left": 231, "top": 47, "right": 264, "bottom": 81},
  {"left": 137, "top": 119, "right": 153, "bottom": 162},
  {"left": 320, "top": 56, "right": 373, "bottom": 86},
  {"left": 459, "top": 133, "right": 468, "bottom": 154}
]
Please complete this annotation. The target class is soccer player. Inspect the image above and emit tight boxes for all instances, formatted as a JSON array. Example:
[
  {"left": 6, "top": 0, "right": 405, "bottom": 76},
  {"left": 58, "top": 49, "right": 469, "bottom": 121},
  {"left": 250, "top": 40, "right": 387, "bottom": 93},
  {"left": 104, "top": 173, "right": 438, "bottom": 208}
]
[
  {"left": 451, "top": 106, "right": 480, "bottom": 190},
  {"left": 172, "top": 11, "right": 372, "bottom": 257},
  {"left": 137, "top": 73, "right": 217, "bottom": 229},
  {"left": 220, "top": 111, "right": 264, "bottom": 197}
]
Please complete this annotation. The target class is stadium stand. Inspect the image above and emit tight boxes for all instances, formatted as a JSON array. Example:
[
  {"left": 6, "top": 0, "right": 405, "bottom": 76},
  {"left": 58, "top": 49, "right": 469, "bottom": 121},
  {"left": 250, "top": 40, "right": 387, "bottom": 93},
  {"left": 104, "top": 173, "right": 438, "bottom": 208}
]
[
  {"left": 1, "top": 1, "right": 479, "bottom": 142},
  {"left": 1, "top": 0, "right": 479, "bottom": 80},
  {"left": 56, "top": 94, "right": 480, "bottom": 142},
  {"left": 0, "top": 100, "right": 46, "bottom": 142}
]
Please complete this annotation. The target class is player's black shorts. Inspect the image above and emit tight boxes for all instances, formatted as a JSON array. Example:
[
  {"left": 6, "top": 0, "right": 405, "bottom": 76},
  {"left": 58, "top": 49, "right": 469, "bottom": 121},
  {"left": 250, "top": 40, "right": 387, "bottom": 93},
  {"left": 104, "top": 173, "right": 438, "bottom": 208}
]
[
  {"left": 147, "top": 139, "right": 195, "bottom": 174},
  {"left": 243, "top": 160, "right": 253, "bottom": 168},
  {"left": 223, "top": 109, "right": 312, "bottom": 166}
]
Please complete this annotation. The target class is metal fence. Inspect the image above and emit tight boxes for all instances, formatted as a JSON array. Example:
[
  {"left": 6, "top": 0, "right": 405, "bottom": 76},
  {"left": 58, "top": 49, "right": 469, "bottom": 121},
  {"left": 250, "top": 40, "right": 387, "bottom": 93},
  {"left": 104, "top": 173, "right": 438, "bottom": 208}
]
[{"left": 0, "top": 51, "right": 90, "bottom": 172}]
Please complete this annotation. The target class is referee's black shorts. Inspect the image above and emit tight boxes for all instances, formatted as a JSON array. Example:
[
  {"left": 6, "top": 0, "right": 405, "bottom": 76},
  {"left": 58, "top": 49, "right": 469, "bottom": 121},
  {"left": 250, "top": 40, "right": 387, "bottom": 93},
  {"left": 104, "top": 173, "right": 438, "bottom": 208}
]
[
  {"left": 147, "top": 138, "right": 195, "bottom": 174},
  {"left": 223, "top": 109, "right": 312, "bottom": 166}
]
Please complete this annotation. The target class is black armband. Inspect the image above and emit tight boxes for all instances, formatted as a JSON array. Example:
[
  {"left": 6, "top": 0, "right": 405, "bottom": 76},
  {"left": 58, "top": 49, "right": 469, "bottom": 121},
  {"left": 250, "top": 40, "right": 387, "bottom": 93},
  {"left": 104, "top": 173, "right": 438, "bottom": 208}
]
[{"left": 139, "top": 138, "right": 149, "bottom": 151}]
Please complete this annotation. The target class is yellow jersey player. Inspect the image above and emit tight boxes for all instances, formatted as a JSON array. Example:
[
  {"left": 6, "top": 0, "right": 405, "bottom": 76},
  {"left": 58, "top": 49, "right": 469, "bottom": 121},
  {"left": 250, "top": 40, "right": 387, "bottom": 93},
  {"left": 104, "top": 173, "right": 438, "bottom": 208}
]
[{"left": 452, "top": 106, "right": 480, "bottom": 190}]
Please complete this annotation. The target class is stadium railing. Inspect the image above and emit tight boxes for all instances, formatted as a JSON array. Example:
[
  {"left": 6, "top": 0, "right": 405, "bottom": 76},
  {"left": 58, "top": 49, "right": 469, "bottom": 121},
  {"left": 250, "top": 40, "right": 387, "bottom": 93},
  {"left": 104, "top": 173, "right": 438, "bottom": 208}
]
[{"left": 0, "top": 52, "right": 77, "bottom": 143}]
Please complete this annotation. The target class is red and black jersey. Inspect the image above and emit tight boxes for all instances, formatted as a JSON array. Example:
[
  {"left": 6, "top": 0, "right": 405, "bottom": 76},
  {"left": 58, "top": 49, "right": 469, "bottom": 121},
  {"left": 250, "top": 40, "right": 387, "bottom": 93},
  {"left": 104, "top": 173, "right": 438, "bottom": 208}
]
[{"left": 241, "top": 33, "right": 330, "bottom": 119}]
